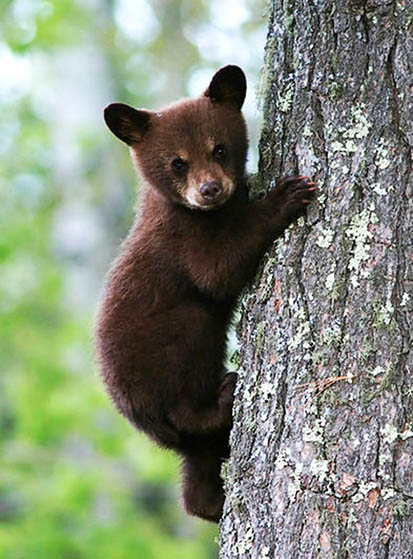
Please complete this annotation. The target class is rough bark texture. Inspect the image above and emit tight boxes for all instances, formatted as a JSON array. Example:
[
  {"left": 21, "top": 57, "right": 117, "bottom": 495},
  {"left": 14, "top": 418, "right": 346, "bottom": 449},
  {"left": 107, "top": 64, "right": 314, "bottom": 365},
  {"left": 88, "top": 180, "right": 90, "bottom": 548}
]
[{"left": 220, "top": 1, "right": 413, "bottom": 558}]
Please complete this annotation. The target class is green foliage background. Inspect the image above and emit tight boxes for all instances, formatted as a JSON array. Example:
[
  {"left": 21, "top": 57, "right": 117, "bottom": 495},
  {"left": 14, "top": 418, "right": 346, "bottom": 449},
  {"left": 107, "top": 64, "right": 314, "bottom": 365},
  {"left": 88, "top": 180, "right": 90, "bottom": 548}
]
[{"left": 0, "top": 1, "right": 265, "bottom": 557}]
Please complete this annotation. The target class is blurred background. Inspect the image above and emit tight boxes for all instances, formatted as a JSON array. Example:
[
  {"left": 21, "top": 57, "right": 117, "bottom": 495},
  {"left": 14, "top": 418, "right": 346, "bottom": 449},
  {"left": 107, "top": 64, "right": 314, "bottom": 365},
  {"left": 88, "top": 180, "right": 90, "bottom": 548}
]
[{"left": 0, "top": 1, "right": 266, "bottom": 557}]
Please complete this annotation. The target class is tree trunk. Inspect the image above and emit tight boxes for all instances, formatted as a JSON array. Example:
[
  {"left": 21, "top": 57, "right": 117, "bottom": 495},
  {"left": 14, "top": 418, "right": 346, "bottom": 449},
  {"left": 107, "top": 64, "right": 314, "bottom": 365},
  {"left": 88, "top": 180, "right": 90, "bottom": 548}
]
[{"left": 220, "top": 1, "right": 413, "bottom": 557}]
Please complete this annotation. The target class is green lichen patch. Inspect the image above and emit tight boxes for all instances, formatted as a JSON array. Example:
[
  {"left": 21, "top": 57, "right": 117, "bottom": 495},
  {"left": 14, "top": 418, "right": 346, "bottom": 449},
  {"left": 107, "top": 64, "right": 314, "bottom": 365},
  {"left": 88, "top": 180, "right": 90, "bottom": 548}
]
[{"left": 345, "top": 209, "right": 378, "bottom": 287}]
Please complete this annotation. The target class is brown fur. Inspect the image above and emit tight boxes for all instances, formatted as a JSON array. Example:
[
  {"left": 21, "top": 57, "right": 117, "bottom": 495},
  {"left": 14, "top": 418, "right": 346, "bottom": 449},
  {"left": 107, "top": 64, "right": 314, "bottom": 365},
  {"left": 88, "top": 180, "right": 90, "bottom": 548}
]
[{"left": 95, "top": 65, "right": 316, "bottom": 522}]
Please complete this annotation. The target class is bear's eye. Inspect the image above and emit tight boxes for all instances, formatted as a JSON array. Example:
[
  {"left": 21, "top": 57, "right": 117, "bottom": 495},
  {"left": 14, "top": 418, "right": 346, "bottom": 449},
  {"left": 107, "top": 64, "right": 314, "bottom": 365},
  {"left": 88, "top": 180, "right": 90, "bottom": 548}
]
[
  {"left": 171, "top": 158, "right": 188, "bottom": 173},
  {"left": 213, "top": 144, "right": 226, "bottom": 161}
]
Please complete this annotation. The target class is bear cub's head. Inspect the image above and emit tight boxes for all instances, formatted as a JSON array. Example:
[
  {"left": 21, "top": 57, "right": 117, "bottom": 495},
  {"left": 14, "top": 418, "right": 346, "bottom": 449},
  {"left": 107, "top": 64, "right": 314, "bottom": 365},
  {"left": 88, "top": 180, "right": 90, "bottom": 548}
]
[{"left": 104, "top": 65, "right": 248, "bottom": 211}]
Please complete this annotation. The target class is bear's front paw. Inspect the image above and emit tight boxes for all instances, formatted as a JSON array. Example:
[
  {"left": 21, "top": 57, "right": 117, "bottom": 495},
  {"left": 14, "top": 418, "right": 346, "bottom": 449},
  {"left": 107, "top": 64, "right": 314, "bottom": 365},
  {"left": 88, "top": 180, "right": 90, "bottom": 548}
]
[{"left": 273, "top": 175, "right": 317, "bottom": 219}]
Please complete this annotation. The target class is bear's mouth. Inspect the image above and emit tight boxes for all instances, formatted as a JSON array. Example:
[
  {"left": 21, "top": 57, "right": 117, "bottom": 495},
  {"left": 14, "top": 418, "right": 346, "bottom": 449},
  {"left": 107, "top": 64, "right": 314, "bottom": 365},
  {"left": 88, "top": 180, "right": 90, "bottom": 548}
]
[{"left": 184, "top": 190, "right": 230, "bottom": 211}]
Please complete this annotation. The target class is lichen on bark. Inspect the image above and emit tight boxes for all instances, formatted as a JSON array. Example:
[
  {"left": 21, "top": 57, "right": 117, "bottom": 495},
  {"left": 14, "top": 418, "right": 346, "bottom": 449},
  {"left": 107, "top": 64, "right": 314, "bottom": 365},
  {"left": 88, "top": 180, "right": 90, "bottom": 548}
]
[{"left": 220, "top": 2, "right": 413, "bottom": 558}]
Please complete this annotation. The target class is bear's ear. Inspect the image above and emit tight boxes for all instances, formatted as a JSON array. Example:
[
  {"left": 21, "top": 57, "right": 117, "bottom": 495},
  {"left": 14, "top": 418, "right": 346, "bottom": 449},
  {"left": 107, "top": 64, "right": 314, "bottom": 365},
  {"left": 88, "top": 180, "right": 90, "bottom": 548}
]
[
  {"left": 204, "top": 65, "right": 246, "bottom": 111},
  {"left": 104, "top": 103, "right": 152, "bottom": 145}
]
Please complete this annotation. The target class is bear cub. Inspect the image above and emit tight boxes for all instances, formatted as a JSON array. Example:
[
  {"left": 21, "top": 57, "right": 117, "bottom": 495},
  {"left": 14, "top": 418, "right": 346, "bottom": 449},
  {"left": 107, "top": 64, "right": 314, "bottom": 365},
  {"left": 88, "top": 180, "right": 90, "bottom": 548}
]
[{"left": 95, "top": 65, "right": 316, "bottom": 523}]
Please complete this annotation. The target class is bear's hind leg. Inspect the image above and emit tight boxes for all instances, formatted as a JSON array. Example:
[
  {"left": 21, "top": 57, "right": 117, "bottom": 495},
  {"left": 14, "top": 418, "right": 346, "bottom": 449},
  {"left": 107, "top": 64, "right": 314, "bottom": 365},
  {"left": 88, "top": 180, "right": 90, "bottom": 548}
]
[{"left": 181, "top": 452, "right": 225, "bottom": 523}]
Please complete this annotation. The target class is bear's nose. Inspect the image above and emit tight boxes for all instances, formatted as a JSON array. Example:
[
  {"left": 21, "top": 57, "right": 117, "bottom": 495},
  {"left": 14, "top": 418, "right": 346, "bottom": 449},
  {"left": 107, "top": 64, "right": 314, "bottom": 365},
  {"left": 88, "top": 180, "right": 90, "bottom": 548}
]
[{"left": 200, "top": 181, "right": 222, "bottom": 200}]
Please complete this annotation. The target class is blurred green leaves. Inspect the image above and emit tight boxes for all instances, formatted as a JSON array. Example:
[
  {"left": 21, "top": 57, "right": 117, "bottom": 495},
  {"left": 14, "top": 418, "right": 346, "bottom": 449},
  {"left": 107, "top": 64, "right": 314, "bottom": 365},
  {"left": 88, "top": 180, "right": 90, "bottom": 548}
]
[{"left": 0, "top": 0, "right": 265, "bottom": 557}]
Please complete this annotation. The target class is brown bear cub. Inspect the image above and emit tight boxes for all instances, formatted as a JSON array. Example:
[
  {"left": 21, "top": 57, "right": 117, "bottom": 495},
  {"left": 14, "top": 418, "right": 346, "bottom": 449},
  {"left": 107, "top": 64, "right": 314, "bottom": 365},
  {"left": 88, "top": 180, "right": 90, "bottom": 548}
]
[{"left": 95, "top": 65, "right": 316, "bottom": 522}]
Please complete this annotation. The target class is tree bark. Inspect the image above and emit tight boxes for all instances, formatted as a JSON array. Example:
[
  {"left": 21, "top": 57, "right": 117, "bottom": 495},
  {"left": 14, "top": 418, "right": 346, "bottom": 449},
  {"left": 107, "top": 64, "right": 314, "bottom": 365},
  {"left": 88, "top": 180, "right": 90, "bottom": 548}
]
[{"left": 220, "top": 1, "right": 412, "bottom": 557}]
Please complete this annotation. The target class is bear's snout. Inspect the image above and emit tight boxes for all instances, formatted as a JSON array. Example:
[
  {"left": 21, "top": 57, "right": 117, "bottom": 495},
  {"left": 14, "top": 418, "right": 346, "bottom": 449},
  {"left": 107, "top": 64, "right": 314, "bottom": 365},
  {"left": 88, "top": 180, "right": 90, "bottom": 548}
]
[{"left": 200, "top": 181, "right": 223, "bottom": 201}]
